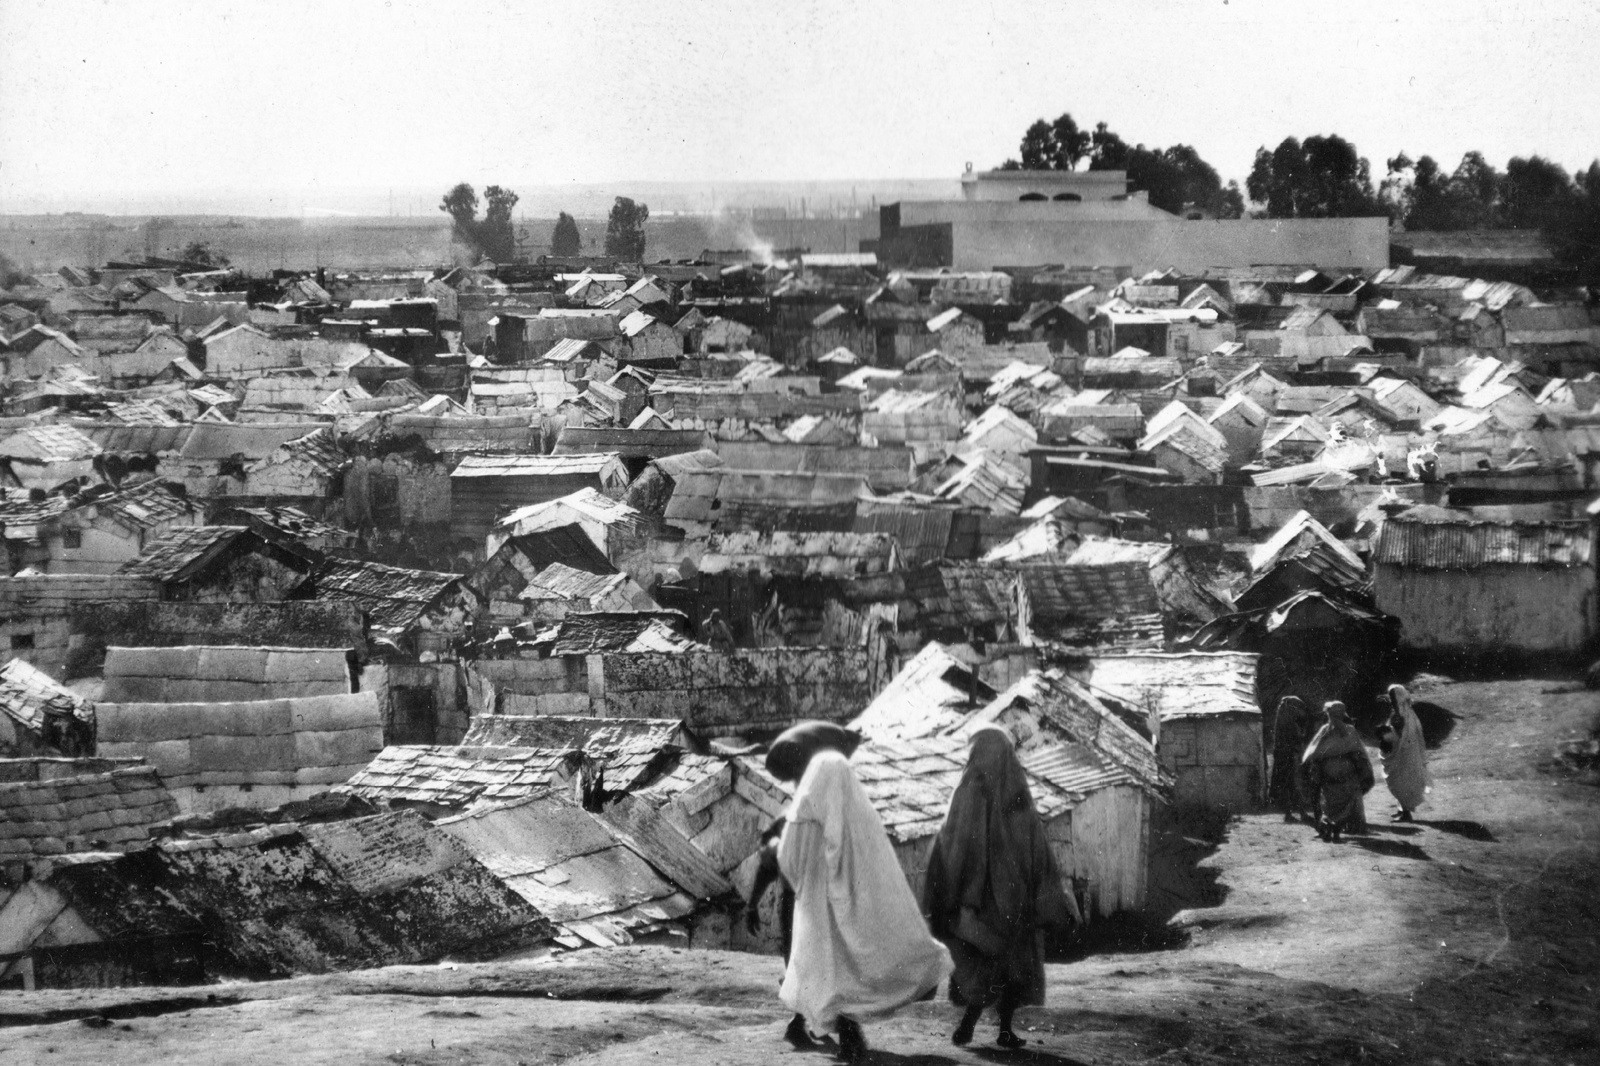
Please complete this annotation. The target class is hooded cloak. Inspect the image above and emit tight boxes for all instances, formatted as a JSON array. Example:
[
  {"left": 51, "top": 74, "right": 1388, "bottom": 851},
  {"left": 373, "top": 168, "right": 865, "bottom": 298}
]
[
  {"left": 1301, "top": 701, "right": 1374, "bottom": 828},
  {"left": 1268, "top": 696, "right": 1314, "bottom": 814},
  {"left": 776, "top": 750, "right": 952, "bottom": 1034},
  {"left": 922, "top": 728, "right": 1075, "bottom": 1008},
  {"left": 1381, "top": 684, "right": 1429, "bottom": 812}
]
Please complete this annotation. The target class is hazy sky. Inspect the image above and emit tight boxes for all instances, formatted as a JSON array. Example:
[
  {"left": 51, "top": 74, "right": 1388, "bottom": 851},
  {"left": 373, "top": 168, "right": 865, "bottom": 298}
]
[{"left": 2, "top": 0, "right": 1597, "bottom": 214}]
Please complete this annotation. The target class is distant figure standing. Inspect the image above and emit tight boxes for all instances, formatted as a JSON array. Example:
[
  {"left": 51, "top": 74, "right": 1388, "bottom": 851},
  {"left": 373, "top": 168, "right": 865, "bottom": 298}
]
[
  {"left": 1301, "top": 701, "right": 1375, "bottom": 842},
  {"left": 1268, "top": 696, "right": 1316, "bottom": 823},
  {"left": 776, "top": 749, "right": 952, "bottom": 1063},
  {"left": 922, "top": 728, "right": 1079, "bottom": 1050},
  {"left": 1379, "top": 683, "right": 1429, "bottom": 821}
]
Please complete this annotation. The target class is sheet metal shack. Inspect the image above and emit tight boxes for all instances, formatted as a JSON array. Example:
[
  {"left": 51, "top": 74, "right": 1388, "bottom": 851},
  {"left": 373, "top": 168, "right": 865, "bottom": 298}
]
[
  {"left": 1373, "top": 506, "right": 1597, "bottom": 657},
  {"left": 451, "top": 454, "right": 630, "bottom": 544},
  {"left": 1, "top": 810, "right": 551, "bottom": 988},
  {"left": 1074, "top": 652, "right": 1263, "bottom": 811}
]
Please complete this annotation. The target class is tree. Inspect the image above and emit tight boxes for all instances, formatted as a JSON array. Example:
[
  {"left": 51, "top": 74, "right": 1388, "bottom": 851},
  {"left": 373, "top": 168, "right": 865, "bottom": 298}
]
[
  {"left": 439, "top": 182, "right": 521, "bottom": 262},
  {"left": 1555, "top": 161, "right": 1600, "bottom": 283},
  {"left": 440, "top": 182, "right": 480, "bottom": 245},
  {"left": 1088, "top": 122, "right": 1130, "bottom": 170},
  {"left": 604, "top": 197, "right": 649, "bottom": 261},
  {"left": 1048, "top": 114, "right": 1091, "bottom": 171},
  {"left": 551, "top": 212, "right": 582, "bottom": 256},
  {"left": 1501, "top": 155, "right": 1575, "bottom": 232},
  {"left": 0, "top": 250, "right": 27, "bottom": 289},
  {"left": 1018, "top": 119, "right": 1056, "bottom": 170},
  {"left": 1246, "top": 134, "right": 1380, "bottom": 217},
  {"left": 479, "top": 185, "right": 520, "bottom": 262},
  {"left": 180, "top": 241, "right": 229, "bottom": 268}
]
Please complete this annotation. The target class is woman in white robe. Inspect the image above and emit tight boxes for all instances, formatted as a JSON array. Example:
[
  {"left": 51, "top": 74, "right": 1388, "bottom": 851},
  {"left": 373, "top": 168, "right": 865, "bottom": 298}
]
[
  {"left": 1380, "top": 683, "right": 1430, "bottom": 820},
  {"left": 777, "top": 749, "right": 953, "bottom": 1062}
]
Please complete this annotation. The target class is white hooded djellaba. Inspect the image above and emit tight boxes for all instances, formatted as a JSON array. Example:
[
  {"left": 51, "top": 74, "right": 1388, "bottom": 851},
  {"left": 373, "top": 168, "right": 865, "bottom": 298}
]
[
  {"left": 777, "top": 750, "right": 953, "bottom": 1035},
  {"left": 1382, "top": 683, "right": 1430, "bottom": 812}
]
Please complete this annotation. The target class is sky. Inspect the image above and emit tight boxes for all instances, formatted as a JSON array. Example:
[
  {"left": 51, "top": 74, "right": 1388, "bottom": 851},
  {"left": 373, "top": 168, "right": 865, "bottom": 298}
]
[{"left": 2, "top": 0, "right": 1598, "bottom": 215}]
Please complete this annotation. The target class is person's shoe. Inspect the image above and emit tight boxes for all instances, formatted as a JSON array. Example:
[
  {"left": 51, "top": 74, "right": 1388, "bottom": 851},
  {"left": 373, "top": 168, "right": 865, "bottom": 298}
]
[
  {"left": 952, "top": 1018, "right": 975, "bottom": 1046},
  {"left": 837, "top": 1017, "right": 867, "bottom": 1063},
  {"left": 1394, "top": 810, "right": 1414, "bottom": 823},
  {"left": 784, "top": 1014, "right": 813, "bottom": 1048},
  {"left": 997, "top": 1030, "right": 1028, "bottom": 1050}
]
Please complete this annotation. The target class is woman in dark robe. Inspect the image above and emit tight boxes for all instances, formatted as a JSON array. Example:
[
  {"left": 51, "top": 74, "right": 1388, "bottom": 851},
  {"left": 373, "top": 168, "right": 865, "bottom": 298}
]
[
  {"left": 1300, "top": 701, "right": 1375, "bottom": 842},
  {"left": 923, "top": 727, "right": 1077, "bottom": 1049},
  {"left": 1268, "top": 696, "right": 1315, "bottom": 823}
]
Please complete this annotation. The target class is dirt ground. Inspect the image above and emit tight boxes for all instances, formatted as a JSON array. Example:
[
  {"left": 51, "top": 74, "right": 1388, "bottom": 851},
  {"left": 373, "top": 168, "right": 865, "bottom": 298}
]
[{"left": 2, "top": 674, "right": 1596, "bottom": 1066}]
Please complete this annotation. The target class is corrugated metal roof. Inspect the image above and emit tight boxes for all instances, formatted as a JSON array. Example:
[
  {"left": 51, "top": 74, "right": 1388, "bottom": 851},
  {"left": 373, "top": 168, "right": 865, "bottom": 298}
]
[
  {"left": 958, "top": 669, "right": 1170, "bottom": 796},
  {"left": 340, "top": 745, "right": 582, "bottom": 809},
  {"left": 1374, "top": 509, "right": 1593, "bottom": 569},
  {"left": 1081, "top": 652, "right": 1260, "bottom": 720},
  {"left": 1017, "top": 562, "right": 1160, "bottom": 621},
  {"left": 116, "top": 525, "right": 253, "bottom": 581},
  {"left": 437, "top": 792, "right": 725, "bottom": 946},
  {"left": 453, "top": 453, "right": 623, "bottom": 478}
]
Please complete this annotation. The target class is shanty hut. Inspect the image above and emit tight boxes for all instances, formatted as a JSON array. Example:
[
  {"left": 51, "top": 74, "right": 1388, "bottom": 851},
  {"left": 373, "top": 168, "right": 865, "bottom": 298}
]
[
  {"left": 438, "top": 791, "right": 734, "bottom": 949},
  {"left": 1374, "top": 506, "right": 1597, "bottom": 658},
  {"left": 117, "top": 526, "right": 317, "bottom": 602},
  {"left": 851, "top": 641, "right": 996, "bottom": 741},
  {"left": 1073, "top": 652, "right": 1263, "bottom": 811},
  {"left": 862, "top": 390, "right": 963, "bottom": 448},
  {"left": 0, "top": 659, "right": 96, "bottom": 756},
  {"left": 451, "top": 454, "right": 629, "bottom": 544},
  {"left": 949, "top": 670, "right": 1172, "bottom": 916},
  {"left": 95, "top": 691, "right": 384, "bottom": 814},
  {"left": 0, "top": 761, "right": 177, "bottom": 868},
  {"left": 3, "top": 810, "right": 551, "bottom": 988}
]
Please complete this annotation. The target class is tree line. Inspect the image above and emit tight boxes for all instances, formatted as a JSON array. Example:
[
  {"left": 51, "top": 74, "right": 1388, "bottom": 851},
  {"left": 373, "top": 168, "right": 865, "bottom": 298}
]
[
  {"left": 440, "top": 187, "right": 650, "bottom": 264},
  {"left": 1000, "top": 112, "right": 1600, "bottom": 280}
]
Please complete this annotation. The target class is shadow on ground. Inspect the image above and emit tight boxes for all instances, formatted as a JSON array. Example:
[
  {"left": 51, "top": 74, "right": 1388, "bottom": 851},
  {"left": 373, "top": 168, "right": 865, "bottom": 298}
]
[{"left": 1063, "top": 806, "right": 1234, "bottom": 957}]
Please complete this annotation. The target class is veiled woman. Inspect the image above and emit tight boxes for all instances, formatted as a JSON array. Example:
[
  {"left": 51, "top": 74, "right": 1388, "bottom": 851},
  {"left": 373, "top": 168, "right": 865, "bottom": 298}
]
[
  {"left": 777, "top": 749, "right": 952, "bottom": 1063},
  {"left": 747, "top": 721, "right": 862, "bottom": 1048},
  {"left": 922, "top": 727, "right": 1079, "bottom": 1049},
  {"left": 1301, "top": 701, "right": 1375, "bottom": 842},
  {"left": 1268, "top": 696, "right": 1315, "bottom": 823},
  {"left": 1379, "top": 683, "right": 1429, "bottom": 821}
]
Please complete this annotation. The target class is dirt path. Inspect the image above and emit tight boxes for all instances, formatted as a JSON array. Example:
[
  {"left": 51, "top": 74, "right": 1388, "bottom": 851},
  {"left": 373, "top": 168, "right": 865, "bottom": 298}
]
[{"left": 2, "top": 676, "right": 1595, "bottom": 1065}]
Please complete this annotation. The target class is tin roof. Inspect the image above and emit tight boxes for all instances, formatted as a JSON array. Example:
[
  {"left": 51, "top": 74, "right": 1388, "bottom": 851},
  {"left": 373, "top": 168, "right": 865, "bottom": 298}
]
[
  {"left": 339, "top": 745, "right": 584, "bottom": 809},
  {"left": 0, "top": 424, "right": 102, "bottom": 463},
  {"left": 0, "top": 766, "right": 178, "bottom": 860},
  {"left": 1016, "top": 561, "right": 1161, "bottom": 621},
  {"left": 437, "top": 792, "right": 730, "bottom": 947},
  {"left": 302, "top": 558, "right": 463, "bottom": 631},
  {"left": 460, "top": 716, "right": 693, "bottom": 792},
  {"left": 958, "top": 669, "right": 1170, "bottom": 797},
  {"left": 851, "top": 640, "right": 992, "bottom": 741},
  {"left": 1078, "top": 652, "right": 1260, "bottom": 721},
  {"left": 1374, "top": 507, "right": 1593, "bottom": 569},
  {"left": 116, "top": 525, "right": 256, "bottom": 582},
  {"left": 701, "top": 530, "right": 900, "bottom": 577},
  {"left": 0, "top": 657, "right": 94, "bottom": 738},
  {"left": 452, "top": 453, "right": 623, "bottom": 479}
]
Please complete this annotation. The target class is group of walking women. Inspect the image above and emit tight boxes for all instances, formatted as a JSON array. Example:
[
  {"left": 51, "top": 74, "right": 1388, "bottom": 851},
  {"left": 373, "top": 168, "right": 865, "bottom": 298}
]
[
  {"left": 749, "top": 721, "right": 1077, "bottom": 1062},
  {"left": 1270, "top": 683, "right": 1430, "bottom": 841}
]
